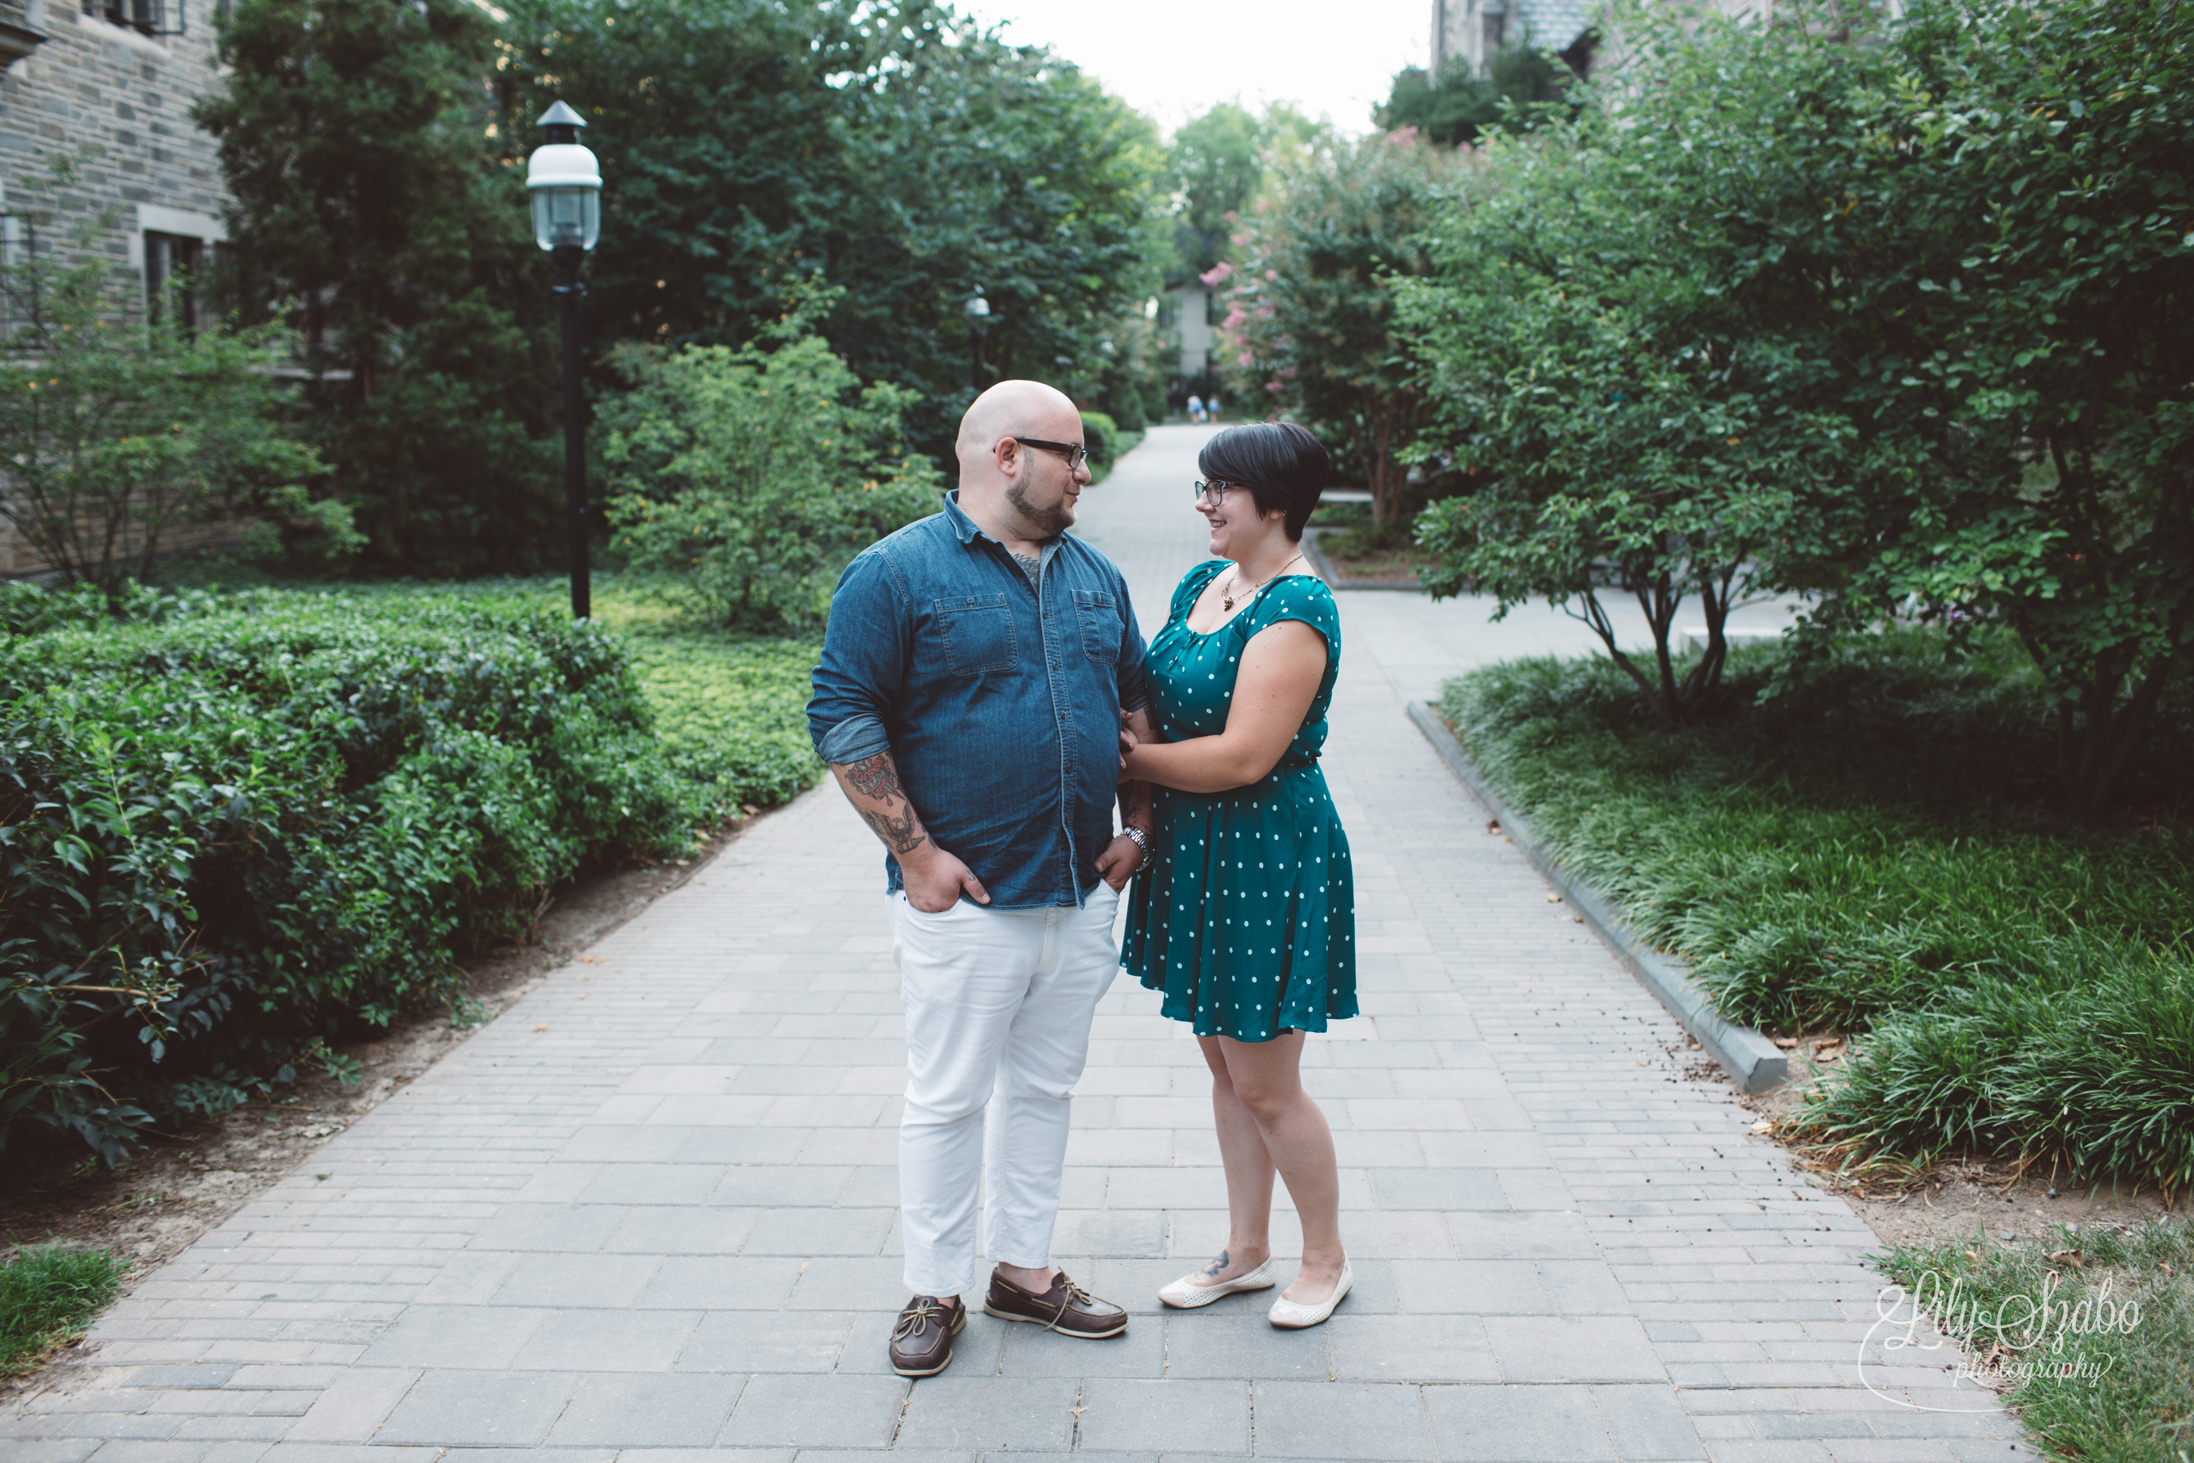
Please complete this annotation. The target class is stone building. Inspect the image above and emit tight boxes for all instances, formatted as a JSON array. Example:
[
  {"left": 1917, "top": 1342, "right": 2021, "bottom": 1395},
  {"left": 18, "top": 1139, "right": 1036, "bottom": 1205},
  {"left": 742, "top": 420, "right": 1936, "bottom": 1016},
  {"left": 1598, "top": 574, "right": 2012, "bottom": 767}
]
[
  {"left": 1158, "top": 281, "right": 1220, "bottom": 396},
  {"left": 0, "top": 0, "right": 233, "bottom": 571},
  {"left": 1431, "top": 0, "right": 1596, "bottom": 78}
]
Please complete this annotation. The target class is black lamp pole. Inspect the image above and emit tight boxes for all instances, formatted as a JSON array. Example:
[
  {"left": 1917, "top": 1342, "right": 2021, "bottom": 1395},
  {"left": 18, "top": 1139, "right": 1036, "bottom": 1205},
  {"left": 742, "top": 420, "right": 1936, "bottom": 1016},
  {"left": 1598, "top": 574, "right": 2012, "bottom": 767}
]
[
  {"left": 554, "top": 245, "right": 589, "bottom": 621},
  {"left": 530, "top": 99, "right": 601, "bottom": 620}
]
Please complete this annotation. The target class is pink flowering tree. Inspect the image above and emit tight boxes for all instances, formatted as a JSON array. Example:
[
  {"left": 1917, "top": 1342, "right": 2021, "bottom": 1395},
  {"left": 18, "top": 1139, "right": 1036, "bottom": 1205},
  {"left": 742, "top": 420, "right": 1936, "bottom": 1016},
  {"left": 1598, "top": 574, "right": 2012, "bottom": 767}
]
[{"left": 1212, "top": 129, "right": 1464, "bottom": 524}]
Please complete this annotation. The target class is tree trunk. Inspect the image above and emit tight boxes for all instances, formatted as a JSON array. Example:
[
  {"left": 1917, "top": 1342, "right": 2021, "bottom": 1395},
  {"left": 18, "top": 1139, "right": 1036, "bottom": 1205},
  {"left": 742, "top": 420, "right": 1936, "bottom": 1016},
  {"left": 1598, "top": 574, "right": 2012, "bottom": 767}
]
[
  {"left": 1369, "top": 404, "right": 1395, "bottom": 526},
  {"left": 2057, "top": 654, "right": 2169, "bottom": 825}
]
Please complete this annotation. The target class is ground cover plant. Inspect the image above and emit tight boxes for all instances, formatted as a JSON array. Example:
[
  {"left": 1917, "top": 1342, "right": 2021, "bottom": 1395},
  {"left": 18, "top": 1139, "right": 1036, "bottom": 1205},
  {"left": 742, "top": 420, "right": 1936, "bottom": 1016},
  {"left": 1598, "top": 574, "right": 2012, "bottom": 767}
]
[
  {"left": 1437, "top": 630, "right": 2194, "bottom": 1193},
  {"left": 0, "top": 575, "right": 822, "bottom": 1167},
  {"left": 1877, "top": 1219, "right": 2193, "bottom": 1463},
  {"left": 0, "top": 1243, "right": 126, "bottom": 1376}
]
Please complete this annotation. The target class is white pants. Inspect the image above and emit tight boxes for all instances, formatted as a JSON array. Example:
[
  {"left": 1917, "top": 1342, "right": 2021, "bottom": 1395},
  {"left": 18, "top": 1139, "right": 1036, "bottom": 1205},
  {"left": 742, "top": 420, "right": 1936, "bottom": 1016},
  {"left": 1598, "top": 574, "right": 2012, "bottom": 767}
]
[{"left": 887, "top": 884, "right": 1121, "bottom": 1297}]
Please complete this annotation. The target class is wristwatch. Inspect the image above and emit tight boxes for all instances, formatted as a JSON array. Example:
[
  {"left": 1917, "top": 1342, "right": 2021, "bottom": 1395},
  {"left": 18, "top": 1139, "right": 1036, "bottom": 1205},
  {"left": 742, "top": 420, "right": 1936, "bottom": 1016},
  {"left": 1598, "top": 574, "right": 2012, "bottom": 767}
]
[{"left": 1122, "top": 826, "right": 1152, "bottom": 871}]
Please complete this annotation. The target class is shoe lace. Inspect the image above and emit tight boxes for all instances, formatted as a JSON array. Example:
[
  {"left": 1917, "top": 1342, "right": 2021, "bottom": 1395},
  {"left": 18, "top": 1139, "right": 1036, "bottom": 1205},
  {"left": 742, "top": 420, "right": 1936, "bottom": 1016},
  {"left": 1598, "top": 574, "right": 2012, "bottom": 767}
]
[
  {"left": 1043, "top": 1273, "right": 1096, "bottom": 1330},
  {"left": 893, "top": 1296, "right": 951, "bottom": 1342}
]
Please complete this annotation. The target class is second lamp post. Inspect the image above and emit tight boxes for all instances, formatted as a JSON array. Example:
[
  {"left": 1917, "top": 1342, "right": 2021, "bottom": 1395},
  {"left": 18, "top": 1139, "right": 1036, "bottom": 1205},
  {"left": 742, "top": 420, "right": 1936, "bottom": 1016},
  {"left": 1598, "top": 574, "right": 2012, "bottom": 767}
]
[
  {"left": 965, "top": 287, "right": 989, "bottom": 393},
  {"left": 527, "top": 100, "right": 603, "bottom": 620}
]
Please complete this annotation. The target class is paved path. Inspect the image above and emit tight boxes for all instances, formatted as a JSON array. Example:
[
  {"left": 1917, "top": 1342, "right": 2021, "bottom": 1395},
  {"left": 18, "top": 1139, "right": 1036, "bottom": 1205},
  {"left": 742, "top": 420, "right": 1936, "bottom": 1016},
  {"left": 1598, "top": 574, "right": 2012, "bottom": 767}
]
[{"left": 6, "top": 426, "right": 2018, "bottom": 1463}]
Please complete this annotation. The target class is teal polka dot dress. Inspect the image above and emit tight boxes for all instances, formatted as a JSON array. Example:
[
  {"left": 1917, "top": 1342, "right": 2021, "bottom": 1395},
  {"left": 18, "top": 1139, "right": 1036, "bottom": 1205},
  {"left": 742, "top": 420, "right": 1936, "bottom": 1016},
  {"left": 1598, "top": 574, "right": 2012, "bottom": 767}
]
[{"left": 1123, "top": 559, "right": 1357, "bottom": 1041}]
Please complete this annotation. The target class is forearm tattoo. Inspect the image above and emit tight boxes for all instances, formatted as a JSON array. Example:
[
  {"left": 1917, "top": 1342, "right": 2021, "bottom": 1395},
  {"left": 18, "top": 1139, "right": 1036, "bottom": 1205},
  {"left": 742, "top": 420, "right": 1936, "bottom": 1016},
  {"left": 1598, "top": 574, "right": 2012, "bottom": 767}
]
[
  {"left": 844, "top": 753, "right": 902, "bottom": 802},
  {"left": 1119, "top": 779, "right": 1154, "bottom": 836},
  {"left": 860, "top": 803, "right": 929, "bottom": 856},
  {"left": 837, "top": 752, "right": 928, "bottom": 855}
]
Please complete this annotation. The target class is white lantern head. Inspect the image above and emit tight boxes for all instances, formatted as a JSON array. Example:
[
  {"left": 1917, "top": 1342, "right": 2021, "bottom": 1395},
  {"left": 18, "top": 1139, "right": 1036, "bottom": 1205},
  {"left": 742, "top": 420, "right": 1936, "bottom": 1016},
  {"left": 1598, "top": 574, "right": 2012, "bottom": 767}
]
[{"left": 528, "top": 101, "right": 602, "bottom": 252}]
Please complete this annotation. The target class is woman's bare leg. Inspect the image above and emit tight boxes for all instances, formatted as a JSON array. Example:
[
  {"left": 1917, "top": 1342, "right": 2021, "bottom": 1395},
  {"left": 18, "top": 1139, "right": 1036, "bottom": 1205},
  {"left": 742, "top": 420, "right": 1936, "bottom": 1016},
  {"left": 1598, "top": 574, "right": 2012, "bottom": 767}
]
[
  {"left": 1186, "top": 1033, "right": 1276, "bottom": 1286},
  {"left": 1217, "top": 1031, "right": 1346, "bottom": 1302}
]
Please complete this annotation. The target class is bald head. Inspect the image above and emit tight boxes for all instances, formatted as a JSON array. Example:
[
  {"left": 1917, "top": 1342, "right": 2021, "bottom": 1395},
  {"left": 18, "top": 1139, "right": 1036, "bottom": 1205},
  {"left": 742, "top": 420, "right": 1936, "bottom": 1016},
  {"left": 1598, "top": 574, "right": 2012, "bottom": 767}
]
[
  {"left": 953, "top": 378, "right": 1090, "bottom": 550},
  {"left": 957, "top": 379, "right": 1081, "bottom": 461}
]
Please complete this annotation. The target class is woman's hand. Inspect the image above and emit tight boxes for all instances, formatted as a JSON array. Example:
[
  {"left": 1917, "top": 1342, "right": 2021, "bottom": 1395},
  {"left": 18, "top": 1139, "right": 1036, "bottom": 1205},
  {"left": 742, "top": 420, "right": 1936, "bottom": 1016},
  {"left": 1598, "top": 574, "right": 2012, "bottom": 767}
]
[{"left": 1118, "top": 706, "right": 1161, "bottom": 773}]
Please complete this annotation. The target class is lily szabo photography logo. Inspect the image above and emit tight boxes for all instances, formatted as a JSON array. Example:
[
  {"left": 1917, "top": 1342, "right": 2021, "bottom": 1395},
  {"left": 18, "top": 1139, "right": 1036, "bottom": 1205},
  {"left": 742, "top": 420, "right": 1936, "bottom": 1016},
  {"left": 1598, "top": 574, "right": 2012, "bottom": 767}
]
[{"left": 1861, "top": 1267, "right": 2143, "bottom": 1413}]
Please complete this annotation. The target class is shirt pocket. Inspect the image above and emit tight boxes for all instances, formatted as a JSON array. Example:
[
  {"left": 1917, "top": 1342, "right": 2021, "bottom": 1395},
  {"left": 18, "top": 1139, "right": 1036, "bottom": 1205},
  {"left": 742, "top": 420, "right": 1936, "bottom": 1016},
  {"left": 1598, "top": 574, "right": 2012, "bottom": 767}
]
[
  {"left": 932, "top": 593, "right": 1019, "bottom": 676},
  {"left": 1072, "top": 588, "right": 1121, "bottom": 666}
]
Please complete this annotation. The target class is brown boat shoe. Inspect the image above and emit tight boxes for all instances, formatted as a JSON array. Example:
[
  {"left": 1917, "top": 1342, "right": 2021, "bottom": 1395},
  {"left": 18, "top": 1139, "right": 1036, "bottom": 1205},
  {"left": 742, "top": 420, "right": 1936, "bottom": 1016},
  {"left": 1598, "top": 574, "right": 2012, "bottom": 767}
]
[
  {"left": 982, "top": 1268, "right": 1128, "bottom": 1338},
  {"left": 889, "top": 1294, "right": 966, "bottom": 1377}
]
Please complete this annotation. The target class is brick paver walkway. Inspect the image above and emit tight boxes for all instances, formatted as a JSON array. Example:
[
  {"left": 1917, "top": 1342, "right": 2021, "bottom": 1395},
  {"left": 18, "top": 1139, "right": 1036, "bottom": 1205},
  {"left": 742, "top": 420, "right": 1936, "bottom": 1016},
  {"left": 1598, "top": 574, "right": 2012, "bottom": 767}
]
[{"left": 5, "top": 426, "right": 2020, "bottom": 1462}]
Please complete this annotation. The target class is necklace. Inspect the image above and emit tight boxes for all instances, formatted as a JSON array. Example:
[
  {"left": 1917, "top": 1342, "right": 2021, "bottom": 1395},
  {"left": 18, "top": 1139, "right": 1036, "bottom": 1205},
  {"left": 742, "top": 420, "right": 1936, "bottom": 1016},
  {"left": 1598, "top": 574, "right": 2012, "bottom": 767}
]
[{"left": 1222, "top": 553, "right": 1306, "bottom": 612}]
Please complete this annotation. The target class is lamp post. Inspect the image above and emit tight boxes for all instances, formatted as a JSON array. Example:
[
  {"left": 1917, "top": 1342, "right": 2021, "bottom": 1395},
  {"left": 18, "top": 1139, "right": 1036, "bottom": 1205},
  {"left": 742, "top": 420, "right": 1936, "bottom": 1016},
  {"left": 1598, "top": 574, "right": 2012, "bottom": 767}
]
[
  {"left": 965, "top": 288, "right": 990, "bottom": 394},
  {"left": 527, "top": 100, "right": 603, "bottom": 620}
]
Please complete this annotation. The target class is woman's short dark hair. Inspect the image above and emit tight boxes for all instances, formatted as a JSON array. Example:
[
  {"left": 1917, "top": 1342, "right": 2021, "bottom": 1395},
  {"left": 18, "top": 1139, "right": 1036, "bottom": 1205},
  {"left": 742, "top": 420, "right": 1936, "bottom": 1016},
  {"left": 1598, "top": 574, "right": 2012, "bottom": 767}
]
[{"left": 1198, "top": 422, "right": 1330, "bottom": 541}]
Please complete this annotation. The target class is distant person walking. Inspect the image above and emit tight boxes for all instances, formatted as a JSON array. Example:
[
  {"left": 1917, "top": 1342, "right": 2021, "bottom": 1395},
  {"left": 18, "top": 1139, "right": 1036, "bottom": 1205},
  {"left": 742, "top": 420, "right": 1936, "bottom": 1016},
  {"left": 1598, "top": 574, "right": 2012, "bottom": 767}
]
[
  {"left": 1117, "top": 421, "right": 1357, "bottom": 1330},
  {"left": 1185, "top": 392, "right": 1206, "bottom": 423},
  {"left": 807, "top": 379, "right": 1154, "bottom": 1378}
]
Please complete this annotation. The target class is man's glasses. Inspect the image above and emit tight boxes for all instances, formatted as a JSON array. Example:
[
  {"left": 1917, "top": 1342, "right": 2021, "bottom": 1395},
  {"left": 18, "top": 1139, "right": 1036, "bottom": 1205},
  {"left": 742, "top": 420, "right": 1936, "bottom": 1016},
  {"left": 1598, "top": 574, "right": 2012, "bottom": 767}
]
[
  {"left": 1013, "top": 435, "right": 1088, "bottom": 470},
  {"left": 1193, "top": 480, "right": 1239, "bottom": 506}
]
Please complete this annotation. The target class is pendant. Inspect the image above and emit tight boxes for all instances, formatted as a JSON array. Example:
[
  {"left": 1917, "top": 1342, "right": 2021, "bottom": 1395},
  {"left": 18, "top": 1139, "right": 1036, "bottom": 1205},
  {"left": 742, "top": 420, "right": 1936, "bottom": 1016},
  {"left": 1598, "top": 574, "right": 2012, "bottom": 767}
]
[{"left": 1221, "top": 594, "right": 1236, "bottom": 611}]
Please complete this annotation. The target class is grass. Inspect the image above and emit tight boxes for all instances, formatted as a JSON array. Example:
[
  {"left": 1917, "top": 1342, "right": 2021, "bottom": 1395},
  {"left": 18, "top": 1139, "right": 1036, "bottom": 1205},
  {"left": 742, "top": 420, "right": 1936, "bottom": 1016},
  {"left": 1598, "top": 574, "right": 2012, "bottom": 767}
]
[
  {"left": 543, "top": 579, "right": 824, "bottom": 814},
  {"left": 1437, "top": 629, "right": 2194, "bottom": 1191},
  {"left": 1878, "top": 1219, "right": 2194, "bottom": 1463},
  {"left": 0, "top": 1244, "right": 127, "bottom": 1375}
]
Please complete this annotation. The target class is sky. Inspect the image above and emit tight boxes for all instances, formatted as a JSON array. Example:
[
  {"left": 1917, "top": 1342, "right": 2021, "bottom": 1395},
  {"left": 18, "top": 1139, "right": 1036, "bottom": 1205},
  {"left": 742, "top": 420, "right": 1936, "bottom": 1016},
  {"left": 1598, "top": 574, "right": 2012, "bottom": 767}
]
[{"left": 958, "top": 0, "right": 1432, "bottom": 138}]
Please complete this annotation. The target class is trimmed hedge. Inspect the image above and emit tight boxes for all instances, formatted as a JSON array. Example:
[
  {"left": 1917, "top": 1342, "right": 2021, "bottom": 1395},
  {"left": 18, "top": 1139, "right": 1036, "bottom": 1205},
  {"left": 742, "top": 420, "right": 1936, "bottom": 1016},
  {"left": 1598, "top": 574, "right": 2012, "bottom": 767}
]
[{"left": 0, "top": 582, "right": 704, "bottom": 1164}]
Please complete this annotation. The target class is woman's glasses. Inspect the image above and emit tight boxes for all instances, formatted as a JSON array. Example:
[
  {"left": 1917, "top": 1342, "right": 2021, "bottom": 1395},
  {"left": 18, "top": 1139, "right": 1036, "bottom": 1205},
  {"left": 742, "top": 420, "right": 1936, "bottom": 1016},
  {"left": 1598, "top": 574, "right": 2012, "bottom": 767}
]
[{"left": 1193, "top": 480, "right": 1239, "bottom": 506}]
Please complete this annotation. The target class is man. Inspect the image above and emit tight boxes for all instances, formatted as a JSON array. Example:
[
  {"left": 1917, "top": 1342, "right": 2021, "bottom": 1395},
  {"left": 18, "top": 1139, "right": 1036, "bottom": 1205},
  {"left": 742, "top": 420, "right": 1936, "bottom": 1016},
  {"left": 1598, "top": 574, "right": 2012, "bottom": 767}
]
[{"left": 807, "top": 379, "right": 1155, "bottom": 1378}]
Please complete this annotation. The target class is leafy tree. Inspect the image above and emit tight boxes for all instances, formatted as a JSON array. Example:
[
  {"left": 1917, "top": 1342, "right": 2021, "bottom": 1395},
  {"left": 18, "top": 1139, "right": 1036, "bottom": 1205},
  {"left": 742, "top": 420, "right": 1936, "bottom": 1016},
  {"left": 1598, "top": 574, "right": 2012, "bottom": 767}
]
[
  {"left": 1590, "top": 0, "right": 2194, "bottom": 814},
  {"left": 1827, "top": 0, "right": 2194, "bottom": 823},
  {"left": 194, "top": 0, "right": 562, "bottom": 575},
  {"left": 1398, "top": 112, "right": 1857, "bottom": 722},
  {"left": 0, "top": 191, "right": 327, "bottom": 596},
  {"left": 1404, "top": 0, "right": 2194, "bottom": 809},
  {"left": 502, "top": 0, "right": 1170, "bottom": 458},
  {"left": 1215, "top": 130, "right": 1462, "bottom": 524},
  {"left": 1165, "top": 102, "right": 1321, "bottom": 280},
  {"left": 1396, "top": 5, "right": 1901, "bottom": 722},
  {"left": 1376, "top": 42, "right": 1573, "bottom": 148},
  {"left": 599, "top": 323, "right": 941, "bottom": 631}
]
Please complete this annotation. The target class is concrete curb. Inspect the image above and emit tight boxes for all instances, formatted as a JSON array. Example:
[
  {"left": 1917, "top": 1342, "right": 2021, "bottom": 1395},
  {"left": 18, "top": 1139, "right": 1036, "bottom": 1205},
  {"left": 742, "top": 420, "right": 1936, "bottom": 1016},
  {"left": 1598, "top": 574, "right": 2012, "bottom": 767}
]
[
  {"left": 1302, "top": 527, "right": 1423, "bottom": 593},
  {"left": 1405, "top": 701, "right": 1790, "bottom": 1094}
]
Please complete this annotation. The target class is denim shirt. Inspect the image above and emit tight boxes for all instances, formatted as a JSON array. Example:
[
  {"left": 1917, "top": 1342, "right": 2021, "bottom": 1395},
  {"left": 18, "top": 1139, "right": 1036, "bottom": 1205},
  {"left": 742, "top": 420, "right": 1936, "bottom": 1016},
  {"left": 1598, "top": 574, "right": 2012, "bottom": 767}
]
[{"left": 807, "top": 491, "right": 1150, "bottom": 909}]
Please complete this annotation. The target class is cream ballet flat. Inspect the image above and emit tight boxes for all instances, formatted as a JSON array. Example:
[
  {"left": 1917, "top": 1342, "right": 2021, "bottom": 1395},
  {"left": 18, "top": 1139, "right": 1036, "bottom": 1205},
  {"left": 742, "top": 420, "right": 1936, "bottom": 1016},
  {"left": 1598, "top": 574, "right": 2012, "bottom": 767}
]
[
  {"left": 1157, "top": 1258, "right": 1278, "bottom": 1309},
  {"left": 1267, "top": 1262, "right": 1352, "bottom": 1329}
]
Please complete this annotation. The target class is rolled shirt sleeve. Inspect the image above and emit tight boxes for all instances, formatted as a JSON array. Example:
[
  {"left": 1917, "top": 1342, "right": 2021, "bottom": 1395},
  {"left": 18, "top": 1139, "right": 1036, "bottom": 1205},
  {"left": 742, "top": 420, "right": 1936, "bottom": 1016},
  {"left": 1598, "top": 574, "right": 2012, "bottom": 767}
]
[{"left": 807, "top": 550, "right": 907, "bottom": 766}]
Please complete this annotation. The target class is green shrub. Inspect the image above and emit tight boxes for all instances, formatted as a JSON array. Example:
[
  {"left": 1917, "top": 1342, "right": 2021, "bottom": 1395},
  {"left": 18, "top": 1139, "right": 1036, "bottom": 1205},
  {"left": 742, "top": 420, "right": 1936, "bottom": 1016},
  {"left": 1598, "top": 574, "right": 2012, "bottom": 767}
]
[
  {"left": 1319, "top": 517, "right": 1419, "bottom": 560},
  {"left": 0, "top": 585, "right": 693, "bottom": 1164},
  {"left": 1080, "top": 411, "right": 1121, "bottom": 466},
  {"left": 0, "top": 1244, "right": 126, "bottom": 1375},
  {"left": 600, "top": 331, "right": 942, "bottom": 633},
  {"left": 1438, "top": 629, "right": 2194, "bottom": 1188}
]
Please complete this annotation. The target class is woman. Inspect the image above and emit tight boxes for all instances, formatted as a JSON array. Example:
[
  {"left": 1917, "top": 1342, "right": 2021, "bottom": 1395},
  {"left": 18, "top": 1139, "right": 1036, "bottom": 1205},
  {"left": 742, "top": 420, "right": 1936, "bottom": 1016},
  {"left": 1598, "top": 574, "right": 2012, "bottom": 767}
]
[{"left": 1119, "top": 420, "right": 1356, "bottom": 1329}]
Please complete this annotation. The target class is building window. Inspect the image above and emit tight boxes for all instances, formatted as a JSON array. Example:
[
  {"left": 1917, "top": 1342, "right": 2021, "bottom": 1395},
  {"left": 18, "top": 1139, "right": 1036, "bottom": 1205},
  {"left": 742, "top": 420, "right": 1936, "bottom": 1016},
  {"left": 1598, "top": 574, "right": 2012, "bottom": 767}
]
[
  {"left": 85, "top": 0, "right": 184, "bottom": 36},
  {"left": 144, "top": 230, "right": 203, "bottom": 328}
]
